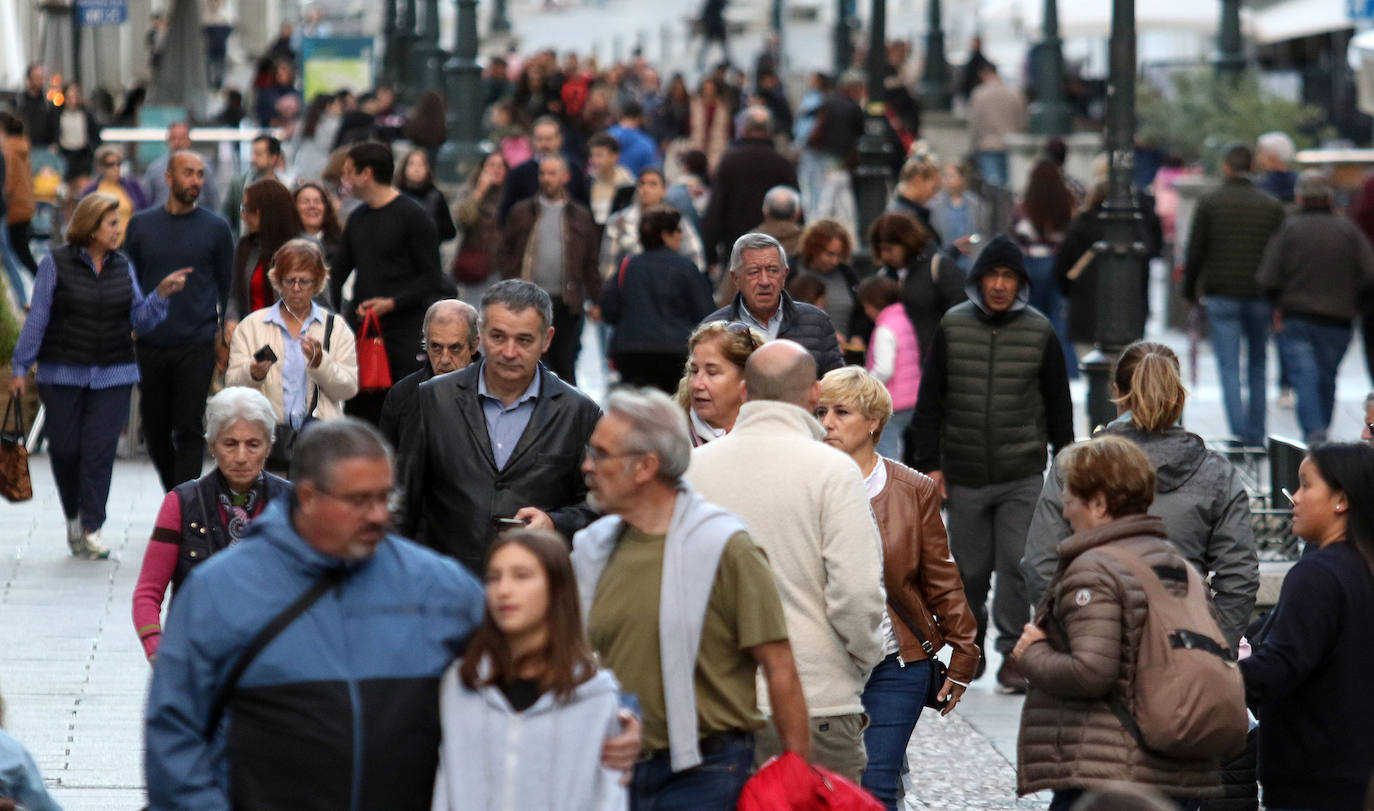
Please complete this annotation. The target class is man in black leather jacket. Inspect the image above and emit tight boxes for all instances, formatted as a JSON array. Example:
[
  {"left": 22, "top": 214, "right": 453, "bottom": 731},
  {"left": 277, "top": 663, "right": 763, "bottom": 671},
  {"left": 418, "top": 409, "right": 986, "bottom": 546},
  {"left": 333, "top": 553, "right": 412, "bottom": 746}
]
[{"left": 397, "top": 280, "right": 600, "bottom": 573}]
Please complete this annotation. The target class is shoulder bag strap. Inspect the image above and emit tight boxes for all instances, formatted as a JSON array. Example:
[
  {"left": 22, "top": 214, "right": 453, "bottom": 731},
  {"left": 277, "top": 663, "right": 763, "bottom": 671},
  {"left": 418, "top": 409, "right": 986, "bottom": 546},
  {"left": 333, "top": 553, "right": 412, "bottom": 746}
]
[
  {"left": 203, "top": 566, "right": 348, "bottom": 737},
  {"left": 304, "top": 315, "right": 335, "bottom": 420}
]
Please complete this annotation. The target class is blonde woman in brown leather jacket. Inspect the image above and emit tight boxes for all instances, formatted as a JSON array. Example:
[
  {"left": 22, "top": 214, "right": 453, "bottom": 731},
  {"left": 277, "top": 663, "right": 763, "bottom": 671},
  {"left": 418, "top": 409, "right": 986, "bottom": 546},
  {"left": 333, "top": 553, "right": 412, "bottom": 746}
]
[
  {"left": 816, "top": 366, "right": 980, "bottom": 811},
  {"left": 1011, "top": 435, "right": 1221, "bottom": 809}
]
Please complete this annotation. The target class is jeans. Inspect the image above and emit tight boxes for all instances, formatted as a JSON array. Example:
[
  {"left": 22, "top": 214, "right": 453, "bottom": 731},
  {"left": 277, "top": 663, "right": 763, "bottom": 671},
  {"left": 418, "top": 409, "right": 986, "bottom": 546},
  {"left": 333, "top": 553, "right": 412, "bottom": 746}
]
[
  {"left": 631, "top": 733, "right": 753, "bottom": 811},
  {"left": 860, "top": 655, "right": 933, "bottom": 811},
  {"left": 947, "top": 474, "right": 1042, "bottom": 655},
  {"left": 137, "top": 341, "right": 216, "bottom": 491},
  {"left": 876, "top": 407, "right": 913, "bottom": 460},
  {"left": 37, "top": 383, "right": 132, "bottom": 532},
  {"left": 545, "top": 298, "right": 584, "bottom": 386},
  {"left": 974, "top": 151, "right": 1009, "bottom": 189},
  {"left": 1050, "top": 789, "right": 1200, "bottom": 810},
  {"left": 1204, "top": 296, "right": 1270, "bottom": 446},
  {"left": 1025, "top": 255, "right": 1078, "bottom": 378},
  {"left": 1276, "top": 315, "right": 1352, "bottom": 443}
]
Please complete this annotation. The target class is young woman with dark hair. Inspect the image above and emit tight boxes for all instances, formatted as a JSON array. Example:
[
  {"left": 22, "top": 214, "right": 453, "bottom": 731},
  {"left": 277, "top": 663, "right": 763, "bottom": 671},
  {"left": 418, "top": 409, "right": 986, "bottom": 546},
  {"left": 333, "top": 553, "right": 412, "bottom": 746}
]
[
  {"left": 1240, "top": 443, "right": 1374, "bottom": 810},
  {"left": 395, "top": 148, "right": 457, "bottom": 243},
  {"left": 225, "top": 178, "right": 303, "bottom": 325},
  {"left": 1013, "top": 158, "right": 1077, "bottom": 375},
  {"left": 433, "top": 530, "right": 629, "bottom": 810}
]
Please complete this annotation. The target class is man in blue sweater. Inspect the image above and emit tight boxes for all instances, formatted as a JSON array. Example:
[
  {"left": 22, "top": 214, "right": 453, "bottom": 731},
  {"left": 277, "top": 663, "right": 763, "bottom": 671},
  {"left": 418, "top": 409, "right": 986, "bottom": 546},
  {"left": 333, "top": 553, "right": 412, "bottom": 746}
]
[{"left": 124, "top": 151, "right": 234, "bottom": 491}]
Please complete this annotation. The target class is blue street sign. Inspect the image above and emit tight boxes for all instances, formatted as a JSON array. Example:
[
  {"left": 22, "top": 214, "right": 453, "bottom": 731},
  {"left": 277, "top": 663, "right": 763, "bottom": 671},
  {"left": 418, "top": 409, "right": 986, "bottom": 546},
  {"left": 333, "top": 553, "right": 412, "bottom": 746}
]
[{"left": 76, "top": 0, "right": 128, "bottom": 25}]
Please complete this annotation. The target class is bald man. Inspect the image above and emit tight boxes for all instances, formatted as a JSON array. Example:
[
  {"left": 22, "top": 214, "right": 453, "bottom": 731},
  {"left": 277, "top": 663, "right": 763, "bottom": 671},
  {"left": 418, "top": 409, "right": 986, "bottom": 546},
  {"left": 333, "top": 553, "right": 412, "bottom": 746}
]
[
  {"left": 126, "top": 150, "right": 235, "bottom": 491},
  {"left": 686, "top": 340, "right": 885, "bottom": 781},
  {"left": 380, "top": 299, "right": 479, "bottom": 458}
]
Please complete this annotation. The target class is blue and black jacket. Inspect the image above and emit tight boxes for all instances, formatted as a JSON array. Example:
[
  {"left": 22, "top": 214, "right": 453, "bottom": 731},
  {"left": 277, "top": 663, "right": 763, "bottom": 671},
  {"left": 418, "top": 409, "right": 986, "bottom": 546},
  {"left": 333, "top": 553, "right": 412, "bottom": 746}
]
[{"left": 144, "top": 499, "right": 485, "bottom": 811}]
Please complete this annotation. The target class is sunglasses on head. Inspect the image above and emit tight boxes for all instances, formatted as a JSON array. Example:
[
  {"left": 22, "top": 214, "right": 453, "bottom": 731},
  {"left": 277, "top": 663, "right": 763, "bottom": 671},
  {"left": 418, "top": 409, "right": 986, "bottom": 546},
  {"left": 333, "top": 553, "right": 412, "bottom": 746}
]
[{"left": 724, "top": 321, "right": 761, "bottom": 350}]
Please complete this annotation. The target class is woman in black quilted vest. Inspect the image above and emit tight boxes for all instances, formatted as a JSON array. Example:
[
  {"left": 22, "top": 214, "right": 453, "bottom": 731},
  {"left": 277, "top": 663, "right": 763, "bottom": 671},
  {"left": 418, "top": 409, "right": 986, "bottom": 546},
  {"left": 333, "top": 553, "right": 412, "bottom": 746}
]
[{"left": 8, "top": 192, "right": 190, "bottom": 559}]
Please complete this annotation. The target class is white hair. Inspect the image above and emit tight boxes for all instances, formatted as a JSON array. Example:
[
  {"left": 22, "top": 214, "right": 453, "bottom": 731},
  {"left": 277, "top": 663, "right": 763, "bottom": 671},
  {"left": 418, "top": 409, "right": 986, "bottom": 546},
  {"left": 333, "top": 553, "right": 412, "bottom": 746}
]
[
  {"left": 728, "top": 232, "right": 787, "bottom": 274},
  {"left": 204, "top": 387, "right": 277, "bottom": 444},
  {"left": 605, "top": 388, "right": 692, "bottom": 483},
  {"left": 1257, "top": 131, "right": 1295, "bottom": 165}
]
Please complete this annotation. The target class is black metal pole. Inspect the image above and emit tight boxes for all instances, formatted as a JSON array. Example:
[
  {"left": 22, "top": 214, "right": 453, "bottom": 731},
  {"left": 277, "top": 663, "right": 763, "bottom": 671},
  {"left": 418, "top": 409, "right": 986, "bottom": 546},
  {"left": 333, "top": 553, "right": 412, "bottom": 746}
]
[
  {"left": 918, "top": 0, "right": 951, "bottom": 112},
  {"left": 437, "top": 0, "right": 484, "bottom": 182},
  {"left": 1029, "top": 0, "right": 1071, "bottom": 134},
  {"left": 1216, "top": 0, "right": 1245, "bottom": 75},
  {"left": 416, "top": 0, "right": 446, "bottom": 90},
  {"left": 833, "top": 0, "right": 853, "bottom": 75},
  {"left": 853, "top": 0, "right": 893, "bottom": 273},
  {"left": 491, "top": 0, "right": 512, "bottom": 35},
  {"left": 399, "top": 0, "right": 422, "bottom": 94},
  {"left": 381, "top": 0, "right": 400, "bottom": 87},
  {"left": 1082, "top": 0, "right": 1143, "bottom": 432}
]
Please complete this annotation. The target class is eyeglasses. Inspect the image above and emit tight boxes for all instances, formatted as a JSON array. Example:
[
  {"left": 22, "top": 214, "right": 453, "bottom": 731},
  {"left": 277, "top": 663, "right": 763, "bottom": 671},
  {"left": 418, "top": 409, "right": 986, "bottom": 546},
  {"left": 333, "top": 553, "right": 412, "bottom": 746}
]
[
  {"left": 584, "top": 444, "right": 645, "bottom": 464},
  {"left": 724, "top": 321, "right": 761, "bottom": 350},
  {"left": 316, "top": 486, "right": 396, "bottom": 511},
  {"left": 279, "top": 277, "right": 316, "bottom": 289}
]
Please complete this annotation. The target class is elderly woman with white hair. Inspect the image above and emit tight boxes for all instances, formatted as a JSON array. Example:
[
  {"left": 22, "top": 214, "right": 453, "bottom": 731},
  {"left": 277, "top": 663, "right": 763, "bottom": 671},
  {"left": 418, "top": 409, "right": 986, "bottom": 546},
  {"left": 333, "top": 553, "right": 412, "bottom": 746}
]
[
  {"left": 814, "top": 366, "right": 979, "bottom": 811},
  {"left": 131, "top": 387, "right": 292, "bottom": 661}
]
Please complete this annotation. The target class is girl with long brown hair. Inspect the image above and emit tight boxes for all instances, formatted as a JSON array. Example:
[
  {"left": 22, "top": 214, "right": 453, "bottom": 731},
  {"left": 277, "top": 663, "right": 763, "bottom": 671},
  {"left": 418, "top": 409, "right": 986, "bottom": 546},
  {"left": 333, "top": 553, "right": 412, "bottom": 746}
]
[{"left": 433, "top": 529, "right": 628, "bottom": 810}]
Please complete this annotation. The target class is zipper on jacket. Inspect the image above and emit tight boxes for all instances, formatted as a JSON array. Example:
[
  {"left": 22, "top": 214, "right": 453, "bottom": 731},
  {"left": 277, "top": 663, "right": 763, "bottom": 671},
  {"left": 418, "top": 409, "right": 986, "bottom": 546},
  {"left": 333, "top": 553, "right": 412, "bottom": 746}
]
[
  {"left": 503, "top": 714, "right": 522, "bottom": 811},
  {"left": 985, "top": 328, "right": 998, "bottom": 477}
]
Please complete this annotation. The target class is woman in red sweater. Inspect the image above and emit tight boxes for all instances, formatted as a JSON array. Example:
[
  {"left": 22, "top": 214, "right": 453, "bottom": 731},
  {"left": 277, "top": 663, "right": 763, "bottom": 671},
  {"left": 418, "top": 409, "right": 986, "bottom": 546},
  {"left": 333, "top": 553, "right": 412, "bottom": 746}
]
[{"left": 132, "top": 387, "right": 291, "bottom": 660}]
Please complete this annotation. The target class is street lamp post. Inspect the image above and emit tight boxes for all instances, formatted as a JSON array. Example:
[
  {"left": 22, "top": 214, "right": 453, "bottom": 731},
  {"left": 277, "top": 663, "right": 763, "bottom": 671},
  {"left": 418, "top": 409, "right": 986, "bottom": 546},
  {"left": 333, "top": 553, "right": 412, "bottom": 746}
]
[
  {"left": 437, "top": 0, "right": 484, "bottom": 183},
  {"left": 491, "top": 0, "right": 512, "bottom": 35},
  {"left": 1216, "top": 0, "right": 1245, "bottom": 75},
  {"left": 918, "top": 0, "right": 951, "bottom": 112},
  {"left": 833, "top": 0, "right": 853, "bottom": 75},
  {"left": 1081, "top": 0, "right": 1145, "bottom": 431},
  {"left": 398, "top": 0, "right": 422, "bottom": 93},
  {"left": 381, "top": 0, "right": 401, "bottom": 87},
  {"left": 1029, "top": 0, "right": 1072, "bottom": 134},
  {"left": 416, "top": 0, "right": 446, "bottom": 91},
  {"left": 853, "top": 0, "right": 894, "bottom": 273}
]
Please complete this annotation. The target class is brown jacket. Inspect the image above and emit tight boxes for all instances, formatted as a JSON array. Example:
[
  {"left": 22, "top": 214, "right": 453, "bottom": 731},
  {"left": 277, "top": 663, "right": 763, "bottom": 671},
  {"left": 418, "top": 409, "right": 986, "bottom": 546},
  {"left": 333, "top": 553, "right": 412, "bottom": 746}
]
[
  {"left": 1015, "top": 514, "right": 1221, "bottom": 798},
  {"left": 3, "top": 134, "right": 36, "bottom": 224},
  {"left": 870, "top": 459, "right": 980, "bottom": 683},
  {"left": 497, "top": 196, "right": 601, "bottom": 312}
]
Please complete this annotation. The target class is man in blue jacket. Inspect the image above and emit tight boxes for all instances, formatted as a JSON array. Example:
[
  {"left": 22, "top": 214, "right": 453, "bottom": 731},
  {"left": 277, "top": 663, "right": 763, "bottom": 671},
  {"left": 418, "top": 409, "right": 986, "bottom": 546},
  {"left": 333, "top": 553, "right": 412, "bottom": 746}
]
[{"left": 144, "top": 419, "right": 484, "bottom": 810}]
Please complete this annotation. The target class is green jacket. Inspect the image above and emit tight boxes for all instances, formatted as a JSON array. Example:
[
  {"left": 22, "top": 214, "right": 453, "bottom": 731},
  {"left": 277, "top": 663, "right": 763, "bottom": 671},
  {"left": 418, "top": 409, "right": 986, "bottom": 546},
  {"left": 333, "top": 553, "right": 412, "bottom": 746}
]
[{"left": 1182, "top": 176, "right": 1285, "bottom": 301}]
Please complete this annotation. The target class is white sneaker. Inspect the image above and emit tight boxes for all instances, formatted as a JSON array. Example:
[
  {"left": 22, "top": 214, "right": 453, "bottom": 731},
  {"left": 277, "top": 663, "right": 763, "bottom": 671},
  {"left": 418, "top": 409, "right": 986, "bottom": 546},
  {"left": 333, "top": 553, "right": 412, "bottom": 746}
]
[{"left": 71, "top": 529, "right": 111, "bottom": 560}]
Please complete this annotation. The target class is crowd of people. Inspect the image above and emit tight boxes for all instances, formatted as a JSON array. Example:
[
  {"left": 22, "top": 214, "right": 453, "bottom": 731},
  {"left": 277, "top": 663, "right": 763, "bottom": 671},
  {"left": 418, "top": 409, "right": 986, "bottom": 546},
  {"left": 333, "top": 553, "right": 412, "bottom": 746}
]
[{"left": 1, "top": 25, "right": 1373, "bottom": 811}]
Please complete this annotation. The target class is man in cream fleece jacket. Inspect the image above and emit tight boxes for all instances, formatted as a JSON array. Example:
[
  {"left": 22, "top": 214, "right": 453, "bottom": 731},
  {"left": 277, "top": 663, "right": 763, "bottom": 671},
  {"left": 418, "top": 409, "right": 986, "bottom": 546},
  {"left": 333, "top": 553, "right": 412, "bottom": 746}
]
[{"left": 686, "top": 339, "right": 886, "bottom": 781}]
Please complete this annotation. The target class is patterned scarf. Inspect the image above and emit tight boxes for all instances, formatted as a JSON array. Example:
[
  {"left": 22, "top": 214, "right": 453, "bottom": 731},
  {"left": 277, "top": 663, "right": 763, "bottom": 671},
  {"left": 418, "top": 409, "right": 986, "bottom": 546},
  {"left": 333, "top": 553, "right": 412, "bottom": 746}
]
[{"left": 216, "top": 471, "right": 264, "bottom": 544}]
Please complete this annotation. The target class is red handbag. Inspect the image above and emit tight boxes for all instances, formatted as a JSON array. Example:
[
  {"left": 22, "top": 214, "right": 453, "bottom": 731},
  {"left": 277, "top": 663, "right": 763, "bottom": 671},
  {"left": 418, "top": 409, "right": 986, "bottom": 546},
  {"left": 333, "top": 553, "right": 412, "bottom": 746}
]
[
  {"left": 356, "top": 308, "right": 393, "bottom": 391},
  {"left": 737, "top": 752, "right": 883, "bottom": 811}
]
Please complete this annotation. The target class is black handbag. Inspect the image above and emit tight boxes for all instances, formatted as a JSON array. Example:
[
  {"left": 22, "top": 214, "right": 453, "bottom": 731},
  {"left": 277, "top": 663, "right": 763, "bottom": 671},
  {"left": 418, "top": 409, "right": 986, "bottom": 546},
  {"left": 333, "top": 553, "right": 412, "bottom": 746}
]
[
  {"left": 889, "top": 601, "right": 951, "bottom": 711},
  {"left": 268, "top": 315, "right": 334, "bottom": 468}
]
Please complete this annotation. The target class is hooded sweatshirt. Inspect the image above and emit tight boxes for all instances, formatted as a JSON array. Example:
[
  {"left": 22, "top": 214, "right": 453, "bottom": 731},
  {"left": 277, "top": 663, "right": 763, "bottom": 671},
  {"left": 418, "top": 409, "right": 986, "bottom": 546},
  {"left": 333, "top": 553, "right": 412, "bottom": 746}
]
[
  {"left": 431, "top": 661, "right": 627, "bottom": 810},
  {"left": 1022, "top": 415, "right": 1259, "bottom": 646},
  {"left": 906, "top": 235, "right": 1075, "bottom": 486}
]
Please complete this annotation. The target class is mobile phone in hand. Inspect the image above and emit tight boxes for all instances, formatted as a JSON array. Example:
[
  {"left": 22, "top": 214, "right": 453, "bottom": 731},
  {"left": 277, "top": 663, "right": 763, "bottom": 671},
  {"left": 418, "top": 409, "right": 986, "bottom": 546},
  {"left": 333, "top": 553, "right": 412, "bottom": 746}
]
[{"left": 253, "top": 345, "right": 278, "bottom": 364}]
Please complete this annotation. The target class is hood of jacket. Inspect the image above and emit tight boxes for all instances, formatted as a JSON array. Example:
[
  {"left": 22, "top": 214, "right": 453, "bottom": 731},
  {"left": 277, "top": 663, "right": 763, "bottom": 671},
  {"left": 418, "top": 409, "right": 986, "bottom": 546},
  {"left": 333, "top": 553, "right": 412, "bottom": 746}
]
[
  {"left": 965, "top": 233, "right": 1031, "bottom": 317},
  {"left": 1056, "top": 513, "right": 1169, "bottom": 567},
  {"left": 1100, "top": 416, "right": 1210, "bottom": 495}
]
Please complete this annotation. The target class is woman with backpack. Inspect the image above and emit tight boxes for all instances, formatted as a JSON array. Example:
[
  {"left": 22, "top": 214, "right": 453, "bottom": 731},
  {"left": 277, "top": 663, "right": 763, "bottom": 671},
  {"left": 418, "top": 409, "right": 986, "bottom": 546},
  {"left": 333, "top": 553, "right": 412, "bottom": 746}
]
[
  {"left": 1011, "top": 435, "right": 1228, "bottom": 809},
  {"left": 1240, "top": 443, "right": 1374, "bottom": 811}
]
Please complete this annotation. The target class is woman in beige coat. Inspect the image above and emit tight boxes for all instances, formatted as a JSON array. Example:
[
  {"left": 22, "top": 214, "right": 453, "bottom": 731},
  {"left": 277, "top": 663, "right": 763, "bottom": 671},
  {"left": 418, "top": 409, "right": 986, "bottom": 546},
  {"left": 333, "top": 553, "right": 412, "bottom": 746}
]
[
  {"left": 227, "top": 239, "right": 357, "bottom": 445},
  {"left": 1011, "top": 435, "right": 1220, "bottom": 809}
]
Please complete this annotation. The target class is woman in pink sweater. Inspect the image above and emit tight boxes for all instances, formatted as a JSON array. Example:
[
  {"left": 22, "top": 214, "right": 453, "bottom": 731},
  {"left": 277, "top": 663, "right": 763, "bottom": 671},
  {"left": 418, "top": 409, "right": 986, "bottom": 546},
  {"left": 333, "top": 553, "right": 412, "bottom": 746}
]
[
  {"left": 857, "top": 276, "right": 921, "bottom": 460},
  {"left": 131, "top": 387, "right": 291, "bottom": 660}
]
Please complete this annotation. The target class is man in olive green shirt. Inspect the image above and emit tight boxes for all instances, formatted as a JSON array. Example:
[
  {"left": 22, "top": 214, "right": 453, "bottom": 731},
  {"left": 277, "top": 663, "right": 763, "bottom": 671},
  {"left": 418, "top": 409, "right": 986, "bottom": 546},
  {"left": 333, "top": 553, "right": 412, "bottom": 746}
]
[{"left": 572, "top": 388, "right": 809, "bottom": 809}]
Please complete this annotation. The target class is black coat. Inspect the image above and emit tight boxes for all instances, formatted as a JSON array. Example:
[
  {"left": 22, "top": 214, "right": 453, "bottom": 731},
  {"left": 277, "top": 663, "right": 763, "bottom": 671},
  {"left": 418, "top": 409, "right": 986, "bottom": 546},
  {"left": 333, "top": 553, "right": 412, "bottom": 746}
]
[
  {"left": 399, "top": 363, "right": 601, "bottom": 574},
  {"left": 702, "top": 291, "right": 843, "bottom": 376},
  {"left": 881, "top": 248, "right": 967, "bottom": 363},
  {"left": 701, "top": 138, "right": 798, "bottom": 265},
  {"left": 602, "top": 247, "right": 716, "bottom": 355},
  {"left": 1054, "top": 198, "right": 1159, "bottom": 345},
  {"left": 400, "top": 183, "right": 458, "bottom": 242}
]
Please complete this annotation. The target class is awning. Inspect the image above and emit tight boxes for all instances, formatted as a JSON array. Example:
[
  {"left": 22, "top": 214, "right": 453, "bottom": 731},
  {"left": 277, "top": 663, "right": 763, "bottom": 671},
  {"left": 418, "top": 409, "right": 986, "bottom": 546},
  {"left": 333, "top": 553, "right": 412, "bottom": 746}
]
[{"left": 1251, "top": 0, "right": 1354, "bottom": 44}]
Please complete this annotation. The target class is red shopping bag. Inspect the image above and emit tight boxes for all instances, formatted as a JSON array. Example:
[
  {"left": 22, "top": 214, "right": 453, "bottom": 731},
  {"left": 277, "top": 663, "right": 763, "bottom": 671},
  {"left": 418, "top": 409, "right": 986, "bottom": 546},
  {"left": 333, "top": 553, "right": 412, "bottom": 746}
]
[
  {"left": 737, "top": 752, "right": 883, "bottom": 811},
  {"left": 357, "top": 307, "right": 393, "bottom": 391}
]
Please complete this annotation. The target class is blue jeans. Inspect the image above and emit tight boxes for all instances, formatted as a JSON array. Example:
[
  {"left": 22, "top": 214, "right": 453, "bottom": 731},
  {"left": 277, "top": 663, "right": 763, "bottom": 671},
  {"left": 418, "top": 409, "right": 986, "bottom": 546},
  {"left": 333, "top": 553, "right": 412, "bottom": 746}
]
[
  {"left": 875, "top": 407, "right": 913, "bottom": 460},
  {"left": 975, "top": 151, "right": 1009, "bottom": 189},
  {"left": 860, "top": 654, "right": 933, "bottom": 811},
  {"left": 630, "top": 733, "right": 753, "bottom": 810},
  {"left": 37, "top": 383, "right": 132, "bottom": 532},
  {"left": 1276, "top": 315, "right": 1352, "bottom": 443},
  {"left": 1025, "top": 254, "right": 1078, "bottom": 378},
  {"left": 1204, "top": 296, "right": 1270, "bottom": 445}
]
